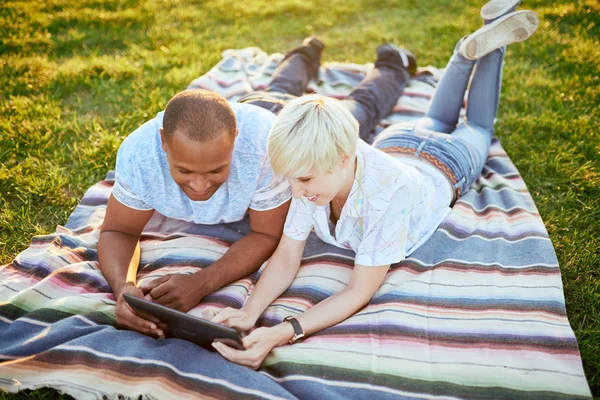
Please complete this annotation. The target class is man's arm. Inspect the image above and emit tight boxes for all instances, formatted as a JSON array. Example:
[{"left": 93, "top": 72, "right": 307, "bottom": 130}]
[
  {"left": 98, "top": 194, "right": 164, "bottom": 337},
  {"left": 142, "top": 199, "right": 291, "bottom": 311}
]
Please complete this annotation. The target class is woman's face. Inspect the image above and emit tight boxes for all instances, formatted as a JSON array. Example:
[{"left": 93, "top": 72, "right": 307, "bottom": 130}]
[{"left": 287, "top": 157, "right": 352, "bottom": 206}]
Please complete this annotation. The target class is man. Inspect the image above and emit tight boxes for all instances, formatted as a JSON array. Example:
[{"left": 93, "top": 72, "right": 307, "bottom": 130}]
[
  {"left": 99, "top": 37, "right": 417, "bottom": 338},
  {"left": 98, "top": 91, "right": 291, "bottom": 338}
]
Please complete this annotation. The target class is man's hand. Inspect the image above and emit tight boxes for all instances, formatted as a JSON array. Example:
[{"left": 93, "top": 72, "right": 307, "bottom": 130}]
[
  {"left": 115, "top": 283, "right": 166, "bottom": 338},
  {"left": 140, "top": 271, "right": 208, "bottom": 312}
]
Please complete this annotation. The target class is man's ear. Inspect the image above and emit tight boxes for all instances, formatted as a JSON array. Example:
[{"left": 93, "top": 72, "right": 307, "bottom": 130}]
[{"left": 159, "top": 127, "right": 167, "bottom": 152}]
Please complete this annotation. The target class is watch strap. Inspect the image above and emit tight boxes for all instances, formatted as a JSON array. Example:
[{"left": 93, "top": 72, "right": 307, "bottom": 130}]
[{"left": 283, "top": 316, "right": 305, "bottom": 344}]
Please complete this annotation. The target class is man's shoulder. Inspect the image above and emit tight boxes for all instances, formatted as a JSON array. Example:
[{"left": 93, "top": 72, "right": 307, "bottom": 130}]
[
  {"left": 120, "top": 112, "right": 163, "bottom": 152},
  {"left": 116, "top": 112, "right": 164, "bottom": 180}
]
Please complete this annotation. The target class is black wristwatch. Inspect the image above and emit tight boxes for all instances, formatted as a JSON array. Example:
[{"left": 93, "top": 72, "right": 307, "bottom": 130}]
[{"left": 283, "top": 316, "right": 306, "bottom": 344}]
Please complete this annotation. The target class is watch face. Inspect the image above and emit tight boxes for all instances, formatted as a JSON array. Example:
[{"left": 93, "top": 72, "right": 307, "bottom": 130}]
[
  {"left": 285, "top": 316, "right": 305, "bottom": 343},
  {"left": 290, "top": 332, "right": 305, "bottom": 344}
]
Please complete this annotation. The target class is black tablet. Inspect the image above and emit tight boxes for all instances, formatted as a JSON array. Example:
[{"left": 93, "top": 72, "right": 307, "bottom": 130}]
[{"left": 123, "top": 293, "right": 245, "bottom": 350}]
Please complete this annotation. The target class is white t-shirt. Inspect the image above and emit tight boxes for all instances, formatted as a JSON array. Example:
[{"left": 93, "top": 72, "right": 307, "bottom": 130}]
[
  {"left": 283, "top": 140, "right": 452, "bottom": 266},
  {"left": 113, "top": 103, "right": 291, "bottom": 224}
]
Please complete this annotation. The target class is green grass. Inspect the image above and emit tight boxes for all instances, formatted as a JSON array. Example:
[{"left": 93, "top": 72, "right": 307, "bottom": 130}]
[{"left": 1, "top": 0, "right": 598, "bottom": 398}]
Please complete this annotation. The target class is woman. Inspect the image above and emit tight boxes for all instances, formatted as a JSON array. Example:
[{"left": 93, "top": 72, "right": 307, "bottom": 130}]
[{"left": 211, "top": 1, "right": 538, "bottom": 369}]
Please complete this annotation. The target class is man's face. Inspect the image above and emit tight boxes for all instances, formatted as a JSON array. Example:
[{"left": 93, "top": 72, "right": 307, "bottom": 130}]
[{"left": 161, "top": 129, "right": 235, "bottom": 201}]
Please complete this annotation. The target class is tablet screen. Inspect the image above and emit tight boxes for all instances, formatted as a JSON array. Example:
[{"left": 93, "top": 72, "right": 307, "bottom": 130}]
[{"left": 123, "top": 294, "right": 244, "bottom": 350}]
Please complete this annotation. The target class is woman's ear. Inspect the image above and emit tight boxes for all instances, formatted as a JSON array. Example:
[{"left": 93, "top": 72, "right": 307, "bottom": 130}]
[{"left": 340, "top": 154, "right": 353, "bottom": 169}]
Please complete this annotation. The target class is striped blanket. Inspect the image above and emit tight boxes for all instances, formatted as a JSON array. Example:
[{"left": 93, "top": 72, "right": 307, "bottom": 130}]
[{"left": 0, "top": 48, "right": 592, "bottom": 399}]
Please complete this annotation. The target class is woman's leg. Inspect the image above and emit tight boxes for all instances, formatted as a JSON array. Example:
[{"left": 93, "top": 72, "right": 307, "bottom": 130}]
[
  {"left": 376, "top": 9, "right": 539, "bottom": 202},
  {"left": 451, "top": 10, "right": 540, "bottom": 162},
  {"left": 416, "top": 39, "right": 476, "bottom": 133},
  {"left": 439, "top": 46, "right": 508, "bottom": 183},
  {"left": 464, "top": 47, "right": 505, "bottom": 132},
  {"left": 420, "top": 8, "right": 538, "bottom": 135}
]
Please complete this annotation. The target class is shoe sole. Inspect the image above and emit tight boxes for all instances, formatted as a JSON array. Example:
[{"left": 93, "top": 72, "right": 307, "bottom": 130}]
[
  {"left": 480, "top": 0, "right": 522, "bottom": 21},
  {"left": 461, "top": 10, "right": 539, "bottom": 60}
]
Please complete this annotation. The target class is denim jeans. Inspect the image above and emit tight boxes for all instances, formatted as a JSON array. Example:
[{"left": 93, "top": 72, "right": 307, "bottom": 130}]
[
  {"left": 239, "top": 43, "right": 410, "bottom": 141},
  {"left": 373, "top": 39, "right": 505, "bottom": 201}
]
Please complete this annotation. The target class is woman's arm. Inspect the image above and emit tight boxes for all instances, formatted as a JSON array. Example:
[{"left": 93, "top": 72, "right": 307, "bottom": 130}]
[
  {"left": 211, "top": 234, "right": 307, "bottom": 330},
  {"left": 294, "top": 263, "right": 390, "bottom": 335},
  {"left": 212, "top": 263, "right": 390, "bottom": 369}
]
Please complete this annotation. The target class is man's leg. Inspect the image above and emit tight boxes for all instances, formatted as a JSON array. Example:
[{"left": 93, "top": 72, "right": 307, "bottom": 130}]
[
  {"left": 267, "top": 36, "right": 324, "bottom": 96},
  {"left": 341, "top": 44, "right": 417, "bottom": 142},
  {"left": 238, "top": 37, "right": 323, "bottom": 115}
]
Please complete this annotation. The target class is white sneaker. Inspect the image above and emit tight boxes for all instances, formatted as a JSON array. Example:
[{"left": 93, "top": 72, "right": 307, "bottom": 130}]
[
  {"left": 459, "top": 10, "right": 539, "bottom": 60},
  {"left": 481, "top": 0, "right": 522, "bottom": 22}
]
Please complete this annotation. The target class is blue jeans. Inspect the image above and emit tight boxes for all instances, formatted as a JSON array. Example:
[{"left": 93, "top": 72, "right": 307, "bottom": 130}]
[
  {"left": 373, "top": 39, "right": 505, "bottom": 202},
  {"left": 239, "top": 43, "right": 410, "bottom": 141}
]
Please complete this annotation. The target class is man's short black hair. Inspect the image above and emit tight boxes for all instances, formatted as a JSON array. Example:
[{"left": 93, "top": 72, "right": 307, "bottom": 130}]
[{"left": 162, "top": 89, "right": 237, "bottom": 142}]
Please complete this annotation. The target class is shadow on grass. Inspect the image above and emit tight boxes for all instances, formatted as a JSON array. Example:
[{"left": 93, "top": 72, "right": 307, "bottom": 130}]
[{"left": 1, "top": 388, "right": 74, "bottom": 400}]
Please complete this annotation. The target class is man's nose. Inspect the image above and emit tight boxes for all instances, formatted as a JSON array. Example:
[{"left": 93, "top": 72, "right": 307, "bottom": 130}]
[{"left": 189, "top": 176, "right": 211, "bottom": 192}]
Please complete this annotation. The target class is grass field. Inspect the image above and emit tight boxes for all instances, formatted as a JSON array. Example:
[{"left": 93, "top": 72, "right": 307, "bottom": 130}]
[{"left": 1, "top": 0, "right": 598, "bottom": 398}]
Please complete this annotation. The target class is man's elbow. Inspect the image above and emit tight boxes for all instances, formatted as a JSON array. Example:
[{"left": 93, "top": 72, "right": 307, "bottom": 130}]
[
  {"left": 99, "top": 227, "right": 139, "bottom": 240},
  {"left": 252, "top": 230, "right": 283, "bottom": 247}
]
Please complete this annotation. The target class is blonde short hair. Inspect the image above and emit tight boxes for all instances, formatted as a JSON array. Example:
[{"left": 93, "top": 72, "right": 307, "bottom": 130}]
[{"left": 267, "top": 94, "right": 359, "bottom": 178}]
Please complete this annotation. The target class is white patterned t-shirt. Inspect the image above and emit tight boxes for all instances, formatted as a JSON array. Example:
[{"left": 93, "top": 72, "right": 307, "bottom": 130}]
[
  {"left": 112, "top": 102, "right": 291, "bottom": 224},
  {"left": 283, "top": 140, "right": 452, "bottom": 266}
]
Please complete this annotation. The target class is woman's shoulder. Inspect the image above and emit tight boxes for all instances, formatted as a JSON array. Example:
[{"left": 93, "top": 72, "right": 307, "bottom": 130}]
[
  {"left": 358, "top": 141, "right": 419, "bottom": 182},
  {"left": 357, "top": 143, "right": 427, "bottom": 204}
]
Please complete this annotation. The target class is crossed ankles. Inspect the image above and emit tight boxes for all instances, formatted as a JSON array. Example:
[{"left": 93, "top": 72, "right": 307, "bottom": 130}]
[
  {"left": 459, "top": 8, "right": 539, "bottom": 60},
  {"left": 480, "top": 0, "right": 522, "bottom": 24}
]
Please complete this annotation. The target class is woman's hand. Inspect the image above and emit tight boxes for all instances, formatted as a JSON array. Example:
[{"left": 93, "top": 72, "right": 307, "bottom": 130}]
[
  {"left": 210, "top": 307, "right": 258, "bottom": 332},
  {"left": 212, "top": 323, "right": 294, "bottom": 369}
]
